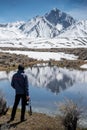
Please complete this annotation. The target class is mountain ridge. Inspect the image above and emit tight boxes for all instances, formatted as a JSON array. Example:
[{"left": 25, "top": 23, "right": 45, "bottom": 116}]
[
  {"left": 0, "top": 8, "right": 87, "bottom": 48},
  {"left": 0, "top": 8, "right": 76, "bottom": 38},
  {"left": 20, "top": 8, "right": 75, "bottom": 38}
]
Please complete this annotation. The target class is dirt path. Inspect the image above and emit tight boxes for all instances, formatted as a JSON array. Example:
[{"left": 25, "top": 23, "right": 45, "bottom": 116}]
[{"left": 0, "top": 109, "right": 63, "bottom": 130}]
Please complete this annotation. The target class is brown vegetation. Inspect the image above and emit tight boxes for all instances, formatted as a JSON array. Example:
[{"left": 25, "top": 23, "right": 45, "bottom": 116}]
[
  {"left": 0, "top": 109, "right": 87, "bottom": 130},
  {"left": 0, "top": 47, "right": 87, "bottom": 71},
  {"left": 58, "top": 99, "right": 84, "bottom": 130},
  {"left": 0, "top": 92, "right": 8, "bottom": 117},
  {"left": 0, "top": 52, "right": 38, "bottom": 71}
]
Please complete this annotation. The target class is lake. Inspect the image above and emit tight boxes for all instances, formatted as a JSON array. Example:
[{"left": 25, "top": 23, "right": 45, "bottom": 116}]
[{"left": 0, "top": 66, "right": 87, "bottom": 115}]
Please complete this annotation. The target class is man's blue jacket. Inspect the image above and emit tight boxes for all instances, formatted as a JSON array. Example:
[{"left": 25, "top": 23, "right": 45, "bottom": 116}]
[{"left": 11, "top": 70, "right": 29, "bottom": 96}]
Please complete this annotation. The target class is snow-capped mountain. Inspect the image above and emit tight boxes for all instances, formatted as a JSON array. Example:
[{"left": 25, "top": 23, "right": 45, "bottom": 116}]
[
  {"left": 0, "top": 8, "right": 87, "bottom": 48},
  {"left": 45, "top": 8, "right": 75, "bottom": 29},
  {"left": 20, "top": 8, "right": 75, "bottom": 38},
  {"left": 0, "top": 21, "right": 26, "bottom": 39},
  {"left": 52, "top": 20, "right": 87, "bottom": 47},
  {"left": 58, "top": 20, "right": 87, "bottom": 38},
  {"left": 20, "top": 16, "right": 59, "bottom": 38},
  {"left": 7, "top": 21, "right": 25, "bottom": 28}
]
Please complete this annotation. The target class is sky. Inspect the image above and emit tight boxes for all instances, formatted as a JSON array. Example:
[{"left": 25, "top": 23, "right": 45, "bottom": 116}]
[{"left": 0, "top": 0, "right": 87, "bottom": 23}]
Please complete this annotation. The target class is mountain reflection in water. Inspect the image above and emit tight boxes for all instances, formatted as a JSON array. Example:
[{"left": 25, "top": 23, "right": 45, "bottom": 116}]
[
  {"left": 46, "top": 75, "right": 74, "bottom": 94},
  {"left": 25, "top": 66, "right": 76, "bottom": 94},
  {"left": 0, "top": 66, "right": 87, "bottom": 114}
]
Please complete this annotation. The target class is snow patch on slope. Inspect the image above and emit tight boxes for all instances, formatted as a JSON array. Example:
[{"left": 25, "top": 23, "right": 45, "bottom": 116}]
[{"left": 0, "top": 49, "right": 78, "bottom": 61}]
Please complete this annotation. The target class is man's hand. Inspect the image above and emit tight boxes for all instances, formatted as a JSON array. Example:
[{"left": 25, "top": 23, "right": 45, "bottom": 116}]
[{"left": 26, "top": 96, "right": 30, "bottom": 101}]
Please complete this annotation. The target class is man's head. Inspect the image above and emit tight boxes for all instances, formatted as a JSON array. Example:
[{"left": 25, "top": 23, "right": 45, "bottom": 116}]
[{"left": 18, "top": 64, "right": 24, "bottom": 71}]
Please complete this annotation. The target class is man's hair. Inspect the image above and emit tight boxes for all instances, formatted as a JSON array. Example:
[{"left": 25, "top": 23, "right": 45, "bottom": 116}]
[{"left": 18, "top": 64, "right": 24, "bottom": 71}]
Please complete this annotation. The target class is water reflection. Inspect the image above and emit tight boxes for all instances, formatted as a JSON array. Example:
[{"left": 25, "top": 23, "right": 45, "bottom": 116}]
[
  {"left": 0, "top": 66, "right": 87, "bottom": 114},
  {"left": 46, "top": 74, "right": 74, "bottom": 94},
  {"left": 25, "top": 66, "right": 86, "bottom": 94}
]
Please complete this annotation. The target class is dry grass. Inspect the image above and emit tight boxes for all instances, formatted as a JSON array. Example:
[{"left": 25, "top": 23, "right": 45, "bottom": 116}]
[
  {"left": 0, "top": 109, "right": 64, "bottom": 130},
  {"left": 0, "top": 52, "right": 39, "bottom": 71},
  {"left": 0, "top": 109, "right": 87, "bottom": 130},
  {"left": 48, "top": 59, "right": 85, "bottom": 70}
]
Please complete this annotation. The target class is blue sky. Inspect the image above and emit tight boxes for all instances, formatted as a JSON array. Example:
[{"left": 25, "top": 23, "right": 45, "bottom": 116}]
[{"left": 0, "top": 0, "right": 87, "bottom": 23}]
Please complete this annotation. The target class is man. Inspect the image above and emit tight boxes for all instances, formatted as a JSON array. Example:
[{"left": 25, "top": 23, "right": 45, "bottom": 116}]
[{"left": 10, "top": 64, "right": 29, "bottom": 122}]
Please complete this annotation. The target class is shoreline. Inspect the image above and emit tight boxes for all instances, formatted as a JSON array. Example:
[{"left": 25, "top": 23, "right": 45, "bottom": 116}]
[
  {"left": 0, "top": 108, "right": 86, "bottom": 130},
  {"left": 0, "top": 47, "right": 87, "bottom": 71}
]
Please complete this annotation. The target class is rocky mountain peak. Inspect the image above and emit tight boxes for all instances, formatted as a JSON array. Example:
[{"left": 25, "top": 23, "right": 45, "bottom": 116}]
[{"left": 44, "top": 8, "right": 75, "bottom": 28}]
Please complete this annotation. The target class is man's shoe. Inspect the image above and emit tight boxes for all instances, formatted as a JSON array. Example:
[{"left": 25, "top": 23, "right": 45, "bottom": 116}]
[
  {"left": 21, "top": 119, "right": 27, "bottom": 122},
  {"left": 7, "top": 118, "right": 14, "bottom": 123}
]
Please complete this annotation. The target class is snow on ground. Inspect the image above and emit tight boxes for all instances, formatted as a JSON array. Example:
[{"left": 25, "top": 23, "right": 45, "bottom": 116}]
[
  {"left": 0, "top": 37, "right": 87, "bottom": 48},
  {"left": 80, "top": 64, "right": 87, "bottom": 69},
  {"left": 0, "top": 50, "right": 78, "bottom": 61},
  {"left": 0, "top": 71, "right": 8, "bottom": 80}
]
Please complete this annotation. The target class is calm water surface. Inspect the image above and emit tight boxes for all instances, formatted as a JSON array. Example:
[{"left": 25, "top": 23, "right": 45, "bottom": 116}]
[{"left": 0, "top": 66, "right": 87, "bottom": 115}]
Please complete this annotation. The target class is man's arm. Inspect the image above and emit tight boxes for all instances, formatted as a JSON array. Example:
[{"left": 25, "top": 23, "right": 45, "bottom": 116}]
[
  {"left": 11, "top": 75, "right": 15, "bottom": 89},
  {"left": 25, "top": 75, "right": 29, "bottom": 96}
]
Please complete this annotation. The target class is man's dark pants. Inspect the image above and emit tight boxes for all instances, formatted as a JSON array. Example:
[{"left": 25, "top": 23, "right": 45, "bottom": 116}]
[{"left": 11, "top": 94, "right": 26, "bottom": 121}]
